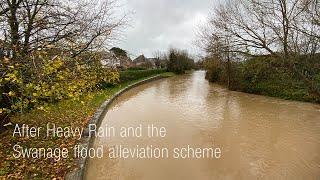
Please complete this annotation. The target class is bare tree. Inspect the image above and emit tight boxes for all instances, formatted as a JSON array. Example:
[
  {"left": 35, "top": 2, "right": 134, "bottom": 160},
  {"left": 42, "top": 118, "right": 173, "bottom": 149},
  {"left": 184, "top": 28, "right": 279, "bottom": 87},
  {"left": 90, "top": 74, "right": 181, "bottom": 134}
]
[
  {"left": 197, "top": 19, "right": 240, "bottom": 88},
  {"left": 0, "top": 0, "right": 130, "bottom": 57},
  {"left": 0, "top": 0, "right": 131, "bottom": 125},
  {"left": 152, "top": 50, "right": 168, "bottom": 60},
  {"left": 204, "top": 0, "right": 320, "bottom": 98}
]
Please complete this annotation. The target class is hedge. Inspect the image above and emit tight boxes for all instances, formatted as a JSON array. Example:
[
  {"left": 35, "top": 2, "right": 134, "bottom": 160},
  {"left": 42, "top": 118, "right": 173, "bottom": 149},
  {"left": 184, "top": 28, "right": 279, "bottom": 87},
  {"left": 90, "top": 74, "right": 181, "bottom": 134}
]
[{"left": 119, "top": 69, "right": 166, "bottom": 83}]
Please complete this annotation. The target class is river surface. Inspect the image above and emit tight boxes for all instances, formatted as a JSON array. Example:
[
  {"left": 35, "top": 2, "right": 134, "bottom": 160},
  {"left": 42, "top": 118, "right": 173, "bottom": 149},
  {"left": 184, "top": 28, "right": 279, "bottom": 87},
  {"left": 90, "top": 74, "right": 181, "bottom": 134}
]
[{"left": 85, "top": 71, "right": 320, "bottom": 180}]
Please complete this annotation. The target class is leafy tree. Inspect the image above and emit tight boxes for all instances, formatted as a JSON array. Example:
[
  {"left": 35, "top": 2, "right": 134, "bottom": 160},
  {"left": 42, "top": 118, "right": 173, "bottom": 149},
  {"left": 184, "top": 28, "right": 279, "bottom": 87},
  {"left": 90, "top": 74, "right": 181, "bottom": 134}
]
[
  {"left": 167, "top": 48, "right": 194, "bottom": 74},
  {"left": 110, "top": 47, "right": 128, "bottom": 57}
]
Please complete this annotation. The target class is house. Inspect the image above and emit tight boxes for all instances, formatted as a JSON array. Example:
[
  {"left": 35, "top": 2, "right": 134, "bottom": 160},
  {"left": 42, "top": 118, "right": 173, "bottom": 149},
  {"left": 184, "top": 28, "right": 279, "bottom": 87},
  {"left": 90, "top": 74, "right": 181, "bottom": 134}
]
[
  {"left": 133, "top": 55, "right": 162, "bottom": 69},
  {"left": 147, "top": 58, "right": 162, "bottom": 69},
  {"left": 100, "top": 52, "right": 120, "bottom": 68},
  {"left": 118, "top": 56, "right": 134, "bottom": 68},
  {"left": 133, "top": 55, "right": 148, "bottom": 67}
]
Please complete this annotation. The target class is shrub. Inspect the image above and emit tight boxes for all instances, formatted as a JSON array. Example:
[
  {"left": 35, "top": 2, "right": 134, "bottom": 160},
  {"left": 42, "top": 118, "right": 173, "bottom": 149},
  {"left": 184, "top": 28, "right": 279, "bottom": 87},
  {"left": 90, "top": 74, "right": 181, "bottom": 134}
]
[
  {"left": 0, "top": 51, "right": 119, "bottom": 120},
  {"left": 204, "top": 58, "right": 224, "bottom": 82},
  {"left": 204, "top": 55, "right": 319, "bottom": 102}
]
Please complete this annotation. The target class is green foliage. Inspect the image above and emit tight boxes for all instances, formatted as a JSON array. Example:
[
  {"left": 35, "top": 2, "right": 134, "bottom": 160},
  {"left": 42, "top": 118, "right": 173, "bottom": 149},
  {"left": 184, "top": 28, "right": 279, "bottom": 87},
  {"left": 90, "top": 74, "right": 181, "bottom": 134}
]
[
  {"left": 204, "top": 57, "right": 224, "bottom": 82},
  {"left": 126, "top": 67, "right": 148, "bottom": 70},
  {"left": 167, "top": 48, "right": 194, "bottom": 74},
  {"left": 239, "top": 56, "right": 313, "bottom": 101},
  {"left": 194, "top": 60, "right": 204, "bottom": 70},
  {"left": 0, "top": 51, "right": 119, "bottom": 118},
  {"left": 204, "top": 55, "right": 320, "bottom": 102},
  {"left": 110, "top": 47, "right": 128, "bottom": 57},
  {"left": 118, "top": 69, "right": 166, "bottom": 83}
]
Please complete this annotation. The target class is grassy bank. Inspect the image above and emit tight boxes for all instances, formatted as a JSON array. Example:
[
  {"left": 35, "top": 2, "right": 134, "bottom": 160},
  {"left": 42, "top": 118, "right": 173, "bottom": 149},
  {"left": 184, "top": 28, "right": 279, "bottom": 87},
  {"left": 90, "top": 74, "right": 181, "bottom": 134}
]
[
  {"left": 0, "top": 71, "right": 175, "bottom": 179},
  {"left": 119, "top": 69, "right": 167, "bottom": 83}
]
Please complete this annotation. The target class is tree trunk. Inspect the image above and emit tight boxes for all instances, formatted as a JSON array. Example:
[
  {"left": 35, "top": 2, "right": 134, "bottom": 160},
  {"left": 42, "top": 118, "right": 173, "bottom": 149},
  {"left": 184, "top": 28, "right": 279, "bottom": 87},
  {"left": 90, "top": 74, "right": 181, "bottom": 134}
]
[{"left": 8, "top": 0, "right": 20, "bottom": 57}]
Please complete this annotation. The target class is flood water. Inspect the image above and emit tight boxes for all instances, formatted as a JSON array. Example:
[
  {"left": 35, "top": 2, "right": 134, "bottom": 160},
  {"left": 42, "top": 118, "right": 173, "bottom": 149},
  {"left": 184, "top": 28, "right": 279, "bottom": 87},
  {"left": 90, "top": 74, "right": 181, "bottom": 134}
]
[{"left": 85, "top": 71, "right": 320, "bottom": 180}]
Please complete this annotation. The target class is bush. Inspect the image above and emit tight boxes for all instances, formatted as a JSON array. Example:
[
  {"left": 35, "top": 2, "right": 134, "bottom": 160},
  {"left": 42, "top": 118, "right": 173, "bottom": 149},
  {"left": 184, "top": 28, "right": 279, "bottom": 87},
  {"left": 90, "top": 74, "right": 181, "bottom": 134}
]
[
  {"left": 204, "top": 55, "right": 319, "bottom": 102},
  {"left": 167, "top": 48, "right": 194, "bottom": 74},
  {"left": 0, "top": 51, "right": 119, "bottom": 118},
  {"left": 204, "top": 58, "right": 224, "bottom": 82}
]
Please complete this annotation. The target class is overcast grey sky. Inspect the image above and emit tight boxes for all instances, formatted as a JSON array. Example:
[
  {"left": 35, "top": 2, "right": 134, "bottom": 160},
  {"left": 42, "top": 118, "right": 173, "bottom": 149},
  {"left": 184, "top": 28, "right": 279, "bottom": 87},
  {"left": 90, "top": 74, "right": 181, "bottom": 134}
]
[{"left": 115, "top": 0, "right": 213, "bottom": 59}]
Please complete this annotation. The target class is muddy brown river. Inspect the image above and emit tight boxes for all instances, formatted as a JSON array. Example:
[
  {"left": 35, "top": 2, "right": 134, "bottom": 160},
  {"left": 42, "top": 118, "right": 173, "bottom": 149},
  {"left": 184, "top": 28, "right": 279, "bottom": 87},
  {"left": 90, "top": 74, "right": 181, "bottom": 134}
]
[{"left": 85, "top": 71, "right": 320, "bottom": 180}]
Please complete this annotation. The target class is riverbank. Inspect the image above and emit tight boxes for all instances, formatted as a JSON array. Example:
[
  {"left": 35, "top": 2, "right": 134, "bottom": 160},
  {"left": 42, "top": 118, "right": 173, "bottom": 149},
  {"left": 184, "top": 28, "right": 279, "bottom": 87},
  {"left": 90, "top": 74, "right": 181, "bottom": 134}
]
[
  {"left": 85, "top": 71, "right": 320, "bottom": 179},
  {"left": 205, "top": 56, "right": 320, "bottom": 103},
  {"left": 0, "top": 71, "right": 175, "bottom": 179}
]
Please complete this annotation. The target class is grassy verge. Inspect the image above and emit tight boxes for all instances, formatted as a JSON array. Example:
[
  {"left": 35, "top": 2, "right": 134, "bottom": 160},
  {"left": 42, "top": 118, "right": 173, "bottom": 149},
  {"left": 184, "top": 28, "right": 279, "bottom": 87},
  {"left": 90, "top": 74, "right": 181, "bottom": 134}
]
[
  {"left": 118, "top": 69, "right": 167, "bottom": 83},
  {"left": 0, "top": 71, "right": 175, "bottom": 179}
]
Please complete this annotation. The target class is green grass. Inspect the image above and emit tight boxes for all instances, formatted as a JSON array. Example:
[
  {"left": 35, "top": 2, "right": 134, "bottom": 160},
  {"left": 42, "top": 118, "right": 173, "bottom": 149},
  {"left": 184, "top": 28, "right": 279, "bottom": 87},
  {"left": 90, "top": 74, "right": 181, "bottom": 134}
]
[
  {"left": 118, "top": 69, "right": 167, "bottom": 83},
  {"left": 0, "top": 71, "right": 175, "bottom": 179},
  {"left": 158, "top": 72, "right": 175, "bottom": 77}
]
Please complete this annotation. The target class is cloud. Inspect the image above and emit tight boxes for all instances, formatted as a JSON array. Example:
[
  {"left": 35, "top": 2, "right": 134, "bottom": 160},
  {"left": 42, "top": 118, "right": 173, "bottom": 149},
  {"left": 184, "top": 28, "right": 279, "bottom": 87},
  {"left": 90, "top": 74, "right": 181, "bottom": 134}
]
[{"left": 115, "top": 0, "right": 211, "bottom": 58}]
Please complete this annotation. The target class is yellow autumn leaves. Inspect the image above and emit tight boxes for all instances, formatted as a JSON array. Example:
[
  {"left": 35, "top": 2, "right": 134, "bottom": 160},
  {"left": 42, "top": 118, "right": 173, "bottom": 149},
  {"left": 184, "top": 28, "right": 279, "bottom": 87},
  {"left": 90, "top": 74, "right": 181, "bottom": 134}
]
[{"left": 1, "top": 50, "right": 119, "bottom": 115}]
